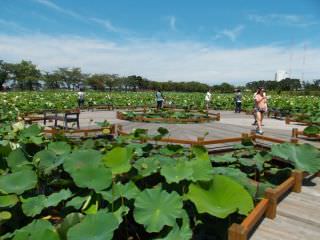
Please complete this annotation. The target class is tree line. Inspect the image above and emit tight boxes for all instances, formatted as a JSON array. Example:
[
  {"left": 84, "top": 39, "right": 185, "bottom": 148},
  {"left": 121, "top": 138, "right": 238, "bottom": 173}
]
[{"left": 1, "top": 59, "right": 319, "bottom": 92}]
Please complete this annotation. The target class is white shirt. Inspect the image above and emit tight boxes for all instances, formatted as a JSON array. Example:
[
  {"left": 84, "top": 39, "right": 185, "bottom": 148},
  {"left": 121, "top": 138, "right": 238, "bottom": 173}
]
[
  {"left": 205, "top": 92, "right": 212, "bottom": 102},
  {"left": 78, "top": 91, "right": 84, "bottom": 100}
]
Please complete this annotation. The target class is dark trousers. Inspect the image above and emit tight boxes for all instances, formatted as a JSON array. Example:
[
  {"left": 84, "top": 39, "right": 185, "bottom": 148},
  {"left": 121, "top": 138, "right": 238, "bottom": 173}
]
[
  {"left": 78, "top": 99, "right": 84, "bottom": 108},
  {"left": 235, "top": 102, "right": 242, "bottom": 113},
  {"left": 157, "top": 100, "right": 163, "bottom": 109}
]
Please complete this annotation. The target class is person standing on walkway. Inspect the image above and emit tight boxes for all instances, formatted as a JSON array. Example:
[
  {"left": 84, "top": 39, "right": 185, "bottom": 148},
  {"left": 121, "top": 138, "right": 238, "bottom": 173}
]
[
  {"left": 254, "top": 87, "right": 268, "bottom": 135},
  {"left": 234, "top": 89, "right": 242, "bottom": 113},
  {"left": 205, "top": 89, "right": 212, "bottom": 111},
  {"left": 77, "top": 88, "right": 85, "bottom": 108},
  {"left": 155, "top": 90, "right": 164, "bottom": 109}
]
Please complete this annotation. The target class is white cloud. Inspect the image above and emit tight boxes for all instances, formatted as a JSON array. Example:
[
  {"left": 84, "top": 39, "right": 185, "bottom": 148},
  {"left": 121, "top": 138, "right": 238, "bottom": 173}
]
[
  {"left": 34, "top": 0, "right": 126, "bottom": 34},
  {"left": 214, "top": 25, "right": 245, "bottom": 42},
  {"left": 167, "top": 16, "right": 176, "bottom": 31},
  {"left": 0, "top": 19, "right": 30, "bottom": 33},
  {"left": 90, "top": 18, "right": 128, "bottom": 34},
  {"left": 34, "top": 0, "right": 81, "bottom": 19},
  {"left": 248, "top": 14, "right": 318, "bottom": 27},
  {"left": 0, "top": 34, "right": 319, "bottom": 84}
]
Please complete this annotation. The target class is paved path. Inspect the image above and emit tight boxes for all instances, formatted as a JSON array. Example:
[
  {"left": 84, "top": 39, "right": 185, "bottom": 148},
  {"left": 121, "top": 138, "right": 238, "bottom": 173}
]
[
  {"left": 73, "top": 110, "right": 319, "bottom": 147},
  {"left": 250, "top": 176, "right": 320, "bottom": 240}
]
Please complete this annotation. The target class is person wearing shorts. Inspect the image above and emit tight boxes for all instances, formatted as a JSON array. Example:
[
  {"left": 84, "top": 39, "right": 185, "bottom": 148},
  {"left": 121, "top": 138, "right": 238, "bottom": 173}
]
[{"left": 254, "top": 87, "right": 267, "bottom": 134}]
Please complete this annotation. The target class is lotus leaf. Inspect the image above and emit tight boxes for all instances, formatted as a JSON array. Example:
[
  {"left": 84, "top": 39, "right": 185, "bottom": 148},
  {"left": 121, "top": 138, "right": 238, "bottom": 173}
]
[
  {"left": 0, "top": 194, "right": 19, "bottom": 207},
  {"left": 160, "top": 161, "right": 193, "bottom": 183},
  {"left": 12, "top": 220, "right": 60, "bottom": 240},
  {"left": 67, "top": 211, "right": 119, "bottom": 240},
  {"left": 48, "top": 141, "right": 71, "bottom": 155},
  {"left": 271, "top": 143, "right": 320, "bottom": 174},
  {"left": 134, "top": 187, "right": 183, "bottom": 233},
  {"left": 134, "top": 157, "right": 160, "bottom": 177},
  {"left": 186, "top": 175, "right": 254, "bottom": 218},
  {"left": 103, "top": 147, "right": 133, "bottom": 175},
  {"left": 0, "top": 169, "right": 37, "bottom": 194},
  {"left": 100, "top": 181, "right": 140, "bottom": 202},
  {"left": 64, "top": 150, "right": 112, "bottom": 191}
]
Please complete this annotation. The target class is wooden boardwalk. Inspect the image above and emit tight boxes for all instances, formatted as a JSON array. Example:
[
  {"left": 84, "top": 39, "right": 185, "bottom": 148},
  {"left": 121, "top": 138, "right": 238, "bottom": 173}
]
[
  {"left": 250, "top": 177, "right": 320, "bottom": 240},
  {"left": 77, "top": 110, "right": 320, "bottom": 148}
]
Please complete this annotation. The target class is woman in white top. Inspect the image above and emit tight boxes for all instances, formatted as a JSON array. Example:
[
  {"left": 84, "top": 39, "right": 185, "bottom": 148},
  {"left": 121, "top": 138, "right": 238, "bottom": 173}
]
[{"left": 205, "top": 89, "right": 212, "bottom": 111}]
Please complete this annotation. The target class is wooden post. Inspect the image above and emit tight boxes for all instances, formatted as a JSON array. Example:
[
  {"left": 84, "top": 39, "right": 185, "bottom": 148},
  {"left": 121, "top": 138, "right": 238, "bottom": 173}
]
[
  {"left": 292, "top": 128, "right": 298, "bottom": 138},
  {"left": 264, "top": 188, "right": 277, "bottom": 219},
  {"left": 250, "top": 130, "right": 256, "bottom": 142},
  {"left": 291, "top": 171, "right": 303, "bottom": 193},
  {"left": 285, "top": 117, "right": 290, "bottom": 125},
  {"left": 290, "top": 137, "right": 298, "bottom": 144},
  {"left": 197, "top": 137, "right": 204, "bottom": 145},
  {"left": 216, "top": 112, "right": 221, "bottom": 121},
  {"left": 228, "top": 223, "right": 247, "bottom": 240}
]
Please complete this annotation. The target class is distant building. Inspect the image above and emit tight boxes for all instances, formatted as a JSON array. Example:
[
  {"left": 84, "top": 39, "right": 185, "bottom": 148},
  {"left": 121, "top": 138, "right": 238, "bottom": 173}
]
[{"left": 275, "top": 70, "right": 289, "bottom": 81}]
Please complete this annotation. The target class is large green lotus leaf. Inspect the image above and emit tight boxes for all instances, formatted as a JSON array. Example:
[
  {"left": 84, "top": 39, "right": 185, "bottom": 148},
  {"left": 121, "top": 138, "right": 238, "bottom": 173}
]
[
  {"left": 67, "top": 211, "right": 119, "bottom": 240},
  {"left": 134, "top": 157, "right": 160, "bottom": 177},
  {"left": 271, "top": 143, "right": 320, "bottom": 174},
  {"left": 100, "top": 181, "right": 140, "bottom": 202},
  {"left": 12, "top": 219, "right": 60, "bottom": 240},
  {"left": 64, "top": 150, "right": 112, "bottom": 191},
  {"left": 0, "top": 169, "right": 37, "bottom": 194},
  {"left": 21, "top": 195, "right": 46, "bottom": 217},
  {"left": 187, "top": 158, "right": 212, "bottom": 182},
  {"left": 22, "top": 189, "right": 72, "bottom": 217},
  {"left": 6, "top": 149, "right": 29, "bottom": 171},
  {"left": 67, "top": 165, "right": 112, "bottom": 192},
  {"left": 191, "top": 145, "right": 209, "bottom": 161},
  {"left": 34, "top": 150, "right": 63, "bottom": 175},
  {"left": 0, "top": 194, "right": 19, "bottom": 207},
  {"left": 64, "top": 149, "right": 102, "bottom": 168},
  {"left": 48, "top": 141, "right": 71, "bottom": 155},
  {"left": 210, "top": 153, "right": 238, "bottom": 163},
  {"left": 103, "top": 147, "right": 133, "bottom": 175},
  {"left": 186, "top": 175, "right": 254, "bottom": 218},
  {"left": 56, "top": 213, "right": 84, "bottom": 240},
  {"left": 134, "top": 187, "right": 183, "bottom": 233},
  {"left": 155, "top": 210, "right": 192, "bottom": 240},
  {"left": 211, "top": 167, "right": 253, "bottom": 190},
  {"left": 160, "top": 161, "right": 193, "bottom": 183}
]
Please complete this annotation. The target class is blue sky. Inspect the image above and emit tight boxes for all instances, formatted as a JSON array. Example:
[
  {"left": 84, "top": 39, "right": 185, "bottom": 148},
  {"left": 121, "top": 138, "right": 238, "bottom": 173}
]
[{"left": 0, "top": 0, "right": 319, "bottom": 84}]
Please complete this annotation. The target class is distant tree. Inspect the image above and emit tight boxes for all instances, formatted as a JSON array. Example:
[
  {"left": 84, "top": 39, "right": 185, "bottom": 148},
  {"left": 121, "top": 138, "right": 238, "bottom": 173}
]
[
  {"left": 86, "top": 74, "right": 106, "bottom": 90},
  {"left": 0, "top": 60, "right": 12, "bottom": 90},
  {"left": 11, "top": 60, "right": 41, "bottom": 90},
  {"left": 43, "top": 71, "right": 62, "bottom": 89}
]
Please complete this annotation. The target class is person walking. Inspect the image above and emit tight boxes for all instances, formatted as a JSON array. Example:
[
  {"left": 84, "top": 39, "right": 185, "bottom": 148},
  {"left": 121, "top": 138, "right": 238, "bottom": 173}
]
[
  {"left": 205, "top": 89, "right": 212, "bottom": 111},
  {"left": 77, "top": 88, "right": 85, "bottom": 108},
  {"left": 254, "top": 87, "right": 268, "bottom": 135},
  {"left": 155, "top": 90, "right": 164, "bottom": 109},
  {"left": 234, "top": 89, "right": 242, "bottom": 113}
]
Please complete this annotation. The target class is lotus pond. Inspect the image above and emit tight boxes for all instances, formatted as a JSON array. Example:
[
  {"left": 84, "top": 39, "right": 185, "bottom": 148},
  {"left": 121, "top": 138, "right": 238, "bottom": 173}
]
[{"left": 1, "top": 121, "right": 320, "bottom": 240}]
